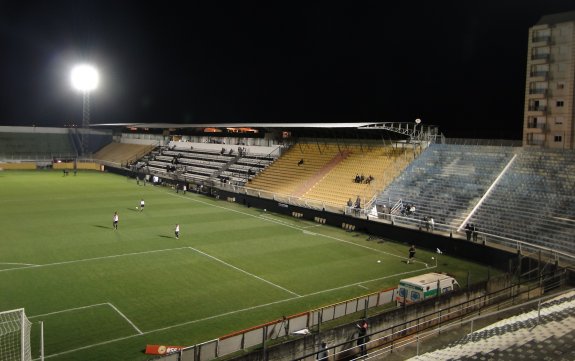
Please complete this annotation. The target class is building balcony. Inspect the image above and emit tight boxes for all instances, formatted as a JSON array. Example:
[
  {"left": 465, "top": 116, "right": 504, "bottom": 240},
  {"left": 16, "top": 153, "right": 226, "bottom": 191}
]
[
  {"left": 528, "top": 106, "right": 547, "bottom": 113},
  {"left": 528, "top": 88, "right": 548, "bottom": 95},
  {"left": 529, "top": 71, "right": 548, "bottom": 79},
  {"left": 531, "top": 53, "right": 550, "bottom": 61},
  {"left": 526, "top": 122, "right": 547, "bottom": 132},
  {"left": 532, "top": 36, "right": 551, "bottom": 45},
  {"left": 525, "top": 138, "right": 545, "bottom": 146}
]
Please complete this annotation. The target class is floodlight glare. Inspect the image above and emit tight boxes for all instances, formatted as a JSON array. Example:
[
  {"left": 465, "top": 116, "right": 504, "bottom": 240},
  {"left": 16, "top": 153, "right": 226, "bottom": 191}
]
[
  {"left": 415, "top": 118, "right": 422, "bottom": 124},
  {"left": 71, "top": 64, "right": 99, "bottom": 92}
]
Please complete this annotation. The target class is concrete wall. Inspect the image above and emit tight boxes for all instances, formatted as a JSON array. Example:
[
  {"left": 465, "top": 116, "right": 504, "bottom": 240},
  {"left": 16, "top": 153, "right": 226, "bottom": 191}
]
[{"left": 225, "top": 276, "right": 513, "bottom": 361}]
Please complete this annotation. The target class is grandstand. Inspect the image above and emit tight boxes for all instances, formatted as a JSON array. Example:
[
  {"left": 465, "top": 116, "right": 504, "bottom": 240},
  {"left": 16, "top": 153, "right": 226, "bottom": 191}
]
[
  {"left": 93, "top": 142, "right": 156, "bottom": 167},
  {"left": 410, "top": 290, "right": 575, "bottom": 361},
  {"left": 468, "top": 148, "right": 575, "bottom": 257},
  {"left": 1, "top": 123, "right": 574, "bottom": 361},
  {"left": 0, "top": 126, "right": 112, "bottom": 162},
  {"left": 372, "top": 144, "right": 517, "bottom": 230},
  {"left": 0, "top": 130, "right": 75, "bottom": 160}
]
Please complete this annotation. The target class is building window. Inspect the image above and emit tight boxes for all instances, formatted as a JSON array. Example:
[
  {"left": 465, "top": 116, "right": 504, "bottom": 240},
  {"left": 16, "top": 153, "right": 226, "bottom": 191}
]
[
  {"left": 557, "top": 82, "right": 565, "bottom": 90},
  {"left": 555, "top": 117, "right": 564, "bottom": 125},
  {"left": 554, "top": 135, "right": 562, "bottom": 142},
  {"left": 556, "top": 100, "right": 564, "bottom": 107}
]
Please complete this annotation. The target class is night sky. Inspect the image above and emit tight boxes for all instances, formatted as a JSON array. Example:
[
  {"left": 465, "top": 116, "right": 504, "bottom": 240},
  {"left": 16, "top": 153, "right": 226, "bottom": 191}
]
[{"left": 1, "top": 1, "right": 574, "bottom": 139}]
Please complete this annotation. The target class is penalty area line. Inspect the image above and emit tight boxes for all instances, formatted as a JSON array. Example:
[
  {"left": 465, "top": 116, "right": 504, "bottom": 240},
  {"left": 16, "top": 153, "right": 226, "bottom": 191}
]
[
  {"left": 0, "top": 246, "right": 191, "bottom": 273},
  {"left": 107, "top": 303, "right": 143, "bottom": 335},
  {"left": 29, "top": 302, "right": 142, "bottom": 335},
  {"left": 187, "top": 247, "right": 301, "bottom": 297},
  {"left": 29, "top": 303, "right": 109, "bottom": 319},
  {"left": 38, "top": 264, "right": 432, "bottom": 359},
  {"left": 0, "top": 262, "right": 38, "bottom": 266}
]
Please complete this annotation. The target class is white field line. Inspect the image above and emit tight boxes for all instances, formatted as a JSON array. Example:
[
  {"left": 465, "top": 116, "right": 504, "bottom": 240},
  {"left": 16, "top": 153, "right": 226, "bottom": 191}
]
[
  {"left": 29, "top": 303, "right": 109, "bottom": 319},
  {"left": 34, "top": 187, "right": 430, "bottom": 358},
  {"left": 302, "top": 224, "right": 323, "bottom": 229},
  {"left": 166, "top": 191, "right": 425, "bottom": 265},
  {"left": 39, "top": 265, "right": 432, "bottom": 360},
  {"left": 357, "top": 285, "right": 369, "bottom": 290},
  {"left": 188, "top": 247, "right": 301, "bottom": 297},
  {"left": 106, "top": 303, "right": 143, "bottom": 335},
  {"left": 0, "top": 262, "right": 38, "bottom": 266},
  {"left": 29, "top": 302, "right": 143, "bottom": 335},
  {"left": 0, "top": 247, "right": 190, "bottom": 273},
  {"left": 166, "top": 191, "right": 313, "bottom": 232}
]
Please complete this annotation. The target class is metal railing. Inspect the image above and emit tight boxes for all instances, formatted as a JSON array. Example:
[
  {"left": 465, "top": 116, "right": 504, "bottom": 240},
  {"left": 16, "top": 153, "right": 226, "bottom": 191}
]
[{"left": 294, "top": 271, "right": 568, "bottom": 361}]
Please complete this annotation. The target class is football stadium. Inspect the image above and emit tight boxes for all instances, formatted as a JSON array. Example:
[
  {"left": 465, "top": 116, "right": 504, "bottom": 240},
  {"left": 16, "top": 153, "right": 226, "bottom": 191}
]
[
  {"left": 4, "top": 3, "right": 575, "bottom": 361},
  {"left": 1, "top": 122, "right": 574, "bottom": 361}
]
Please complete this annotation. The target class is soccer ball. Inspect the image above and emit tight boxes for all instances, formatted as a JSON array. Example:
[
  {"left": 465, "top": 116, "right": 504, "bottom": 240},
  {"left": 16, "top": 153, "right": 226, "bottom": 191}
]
[
  {"left": 264, "top": 209, "right": 266, "bottom": 212},
  {"left": 377, "top": 260, "right": 381, "bottom": 263},
  {"left": 136, "top": 207, "right": 138, "bottom": 210}
]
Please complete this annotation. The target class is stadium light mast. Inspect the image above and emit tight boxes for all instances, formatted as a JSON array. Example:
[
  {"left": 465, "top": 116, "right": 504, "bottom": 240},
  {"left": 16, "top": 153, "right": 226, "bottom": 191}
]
[
  {"left": 71, "top": 64, "right": 99, "bottom": 156},
  {"left": 411, "top": 118, "right": 422, "bottom": 141}
]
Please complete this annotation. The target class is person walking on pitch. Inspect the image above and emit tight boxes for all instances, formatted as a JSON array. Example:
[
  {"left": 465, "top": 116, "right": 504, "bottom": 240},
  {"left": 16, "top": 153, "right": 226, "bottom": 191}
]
[
  {"left": 174, "top": 224, "right": 180, "bottom": 239},
  {"left": 113, "top": 211, "right": 119, "bottom": 230},
  {"left": 407, "top": 245, "right": 416, "bottom": 264}
]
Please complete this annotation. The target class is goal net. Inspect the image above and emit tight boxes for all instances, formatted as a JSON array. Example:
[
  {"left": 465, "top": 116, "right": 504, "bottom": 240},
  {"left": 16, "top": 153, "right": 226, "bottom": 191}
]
[{"left": 0, "top": 308, "right": 32, "bottom": 361}]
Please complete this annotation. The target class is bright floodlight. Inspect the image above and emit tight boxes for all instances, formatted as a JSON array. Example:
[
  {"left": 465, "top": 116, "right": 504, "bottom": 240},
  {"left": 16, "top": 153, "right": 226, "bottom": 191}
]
[
  {"left": 415, "top": 118, "right": 422, "bottom": 124},
  {"left": 71, "top": 64, "right": 99, "bottom": 92}
]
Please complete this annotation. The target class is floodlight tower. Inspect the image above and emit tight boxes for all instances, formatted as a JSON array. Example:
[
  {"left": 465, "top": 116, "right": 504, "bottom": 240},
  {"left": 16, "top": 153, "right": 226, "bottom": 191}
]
[{"left": 71, "top": 64, "right": 99, "bottom": 156}]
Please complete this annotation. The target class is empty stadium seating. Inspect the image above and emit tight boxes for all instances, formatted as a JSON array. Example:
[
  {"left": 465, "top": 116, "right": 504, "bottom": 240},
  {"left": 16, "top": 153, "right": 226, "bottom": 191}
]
[
  {"left": 247, "top": 143, "right": 343, "bottom": 196},
  {"left": 139, "top": 144, "right": 278, "bottom": 185},
  {"left": 0, "top": 132, "right": 75, "bottom": 160},
  {"left": 468, "top": 148, "right": 575, "bottom": 256},
  {"left": 412, "top": 290, "right": 575, "bottom": 361},
  {"left": 93, "top": 142, "right": 156, "bottom": 166},
  {"left": 301, "top": 145, "right": 413, "bottom": 207},
  {"left": 373, "top": 144, "right": 516, "bottom": 230}
]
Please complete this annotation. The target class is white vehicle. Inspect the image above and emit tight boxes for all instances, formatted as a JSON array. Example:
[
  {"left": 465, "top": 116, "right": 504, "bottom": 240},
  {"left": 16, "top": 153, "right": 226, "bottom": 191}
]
[{"left": 396, "top": 272, "right": 460, "bottom": 305}]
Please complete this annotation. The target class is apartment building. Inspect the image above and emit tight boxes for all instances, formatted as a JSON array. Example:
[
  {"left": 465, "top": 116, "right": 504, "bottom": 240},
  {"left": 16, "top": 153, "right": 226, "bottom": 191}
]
[{"left": 523, "top": 11, "right": 575, "bottom": 149}]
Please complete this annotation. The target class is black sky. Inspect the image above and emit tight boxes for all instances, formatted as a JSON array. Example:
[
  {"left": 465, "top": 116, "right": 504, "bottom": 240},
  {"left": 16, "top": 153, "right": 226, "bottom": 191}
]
[{"left": 0, "top": 1, "right": 574, "bottom": 139}]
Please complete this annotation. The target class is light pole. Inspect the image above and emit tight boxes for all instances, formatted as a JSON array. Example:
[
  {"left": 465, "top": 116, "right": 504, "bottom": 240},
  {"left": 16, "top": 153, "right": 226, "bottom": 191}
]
[
  {"left": 71, "top": 64, "right": 99, "bottom": 156},
  {"left": 412, "top": 118, "right": 422, "bottom": 140}
]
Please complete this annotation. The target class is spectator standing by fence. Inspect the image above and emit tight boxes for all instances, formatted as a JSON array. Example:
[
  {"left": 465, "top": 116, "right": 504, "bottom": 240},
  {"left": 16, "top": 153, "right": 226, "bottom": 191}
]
[
  {"left": 316, "top": 342, "right": 329, "bottom": 361},
  {"left": 465, "top": 223, "right": 472, "bottom": 241},
  {"left": 356, "top": 319, "right": 368, "bottom": 356}
]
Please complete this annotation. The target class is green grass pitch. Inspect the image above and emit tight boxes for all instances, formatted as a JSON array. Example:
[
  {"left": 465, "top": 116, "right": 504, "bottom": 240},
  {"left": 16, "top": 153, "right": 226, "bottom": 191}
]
[{"left": 0, "top": 170, "right": 494, "bottom": 361}]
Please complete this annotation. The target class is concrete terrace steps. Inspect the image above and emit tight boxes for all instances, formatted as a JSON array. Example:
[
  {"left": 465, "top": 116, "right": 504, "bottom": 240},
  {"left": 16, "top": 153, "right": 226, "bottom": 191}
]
[
  {"left": 409, "top": 290, "right": 575, "bottom": 361},
  {"left": 292, "top": 151, "right": 350, "bottom": 197}
]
